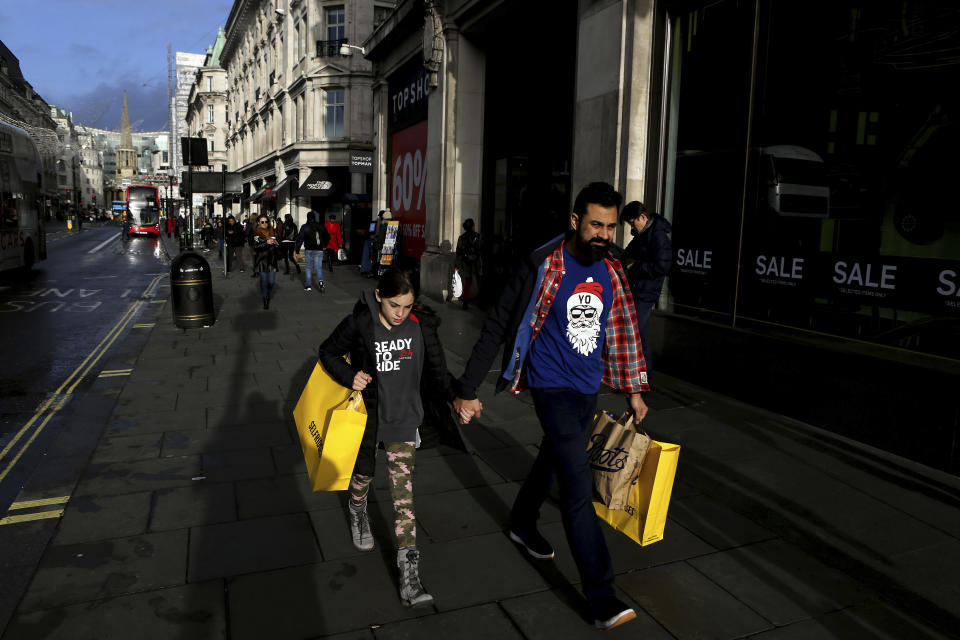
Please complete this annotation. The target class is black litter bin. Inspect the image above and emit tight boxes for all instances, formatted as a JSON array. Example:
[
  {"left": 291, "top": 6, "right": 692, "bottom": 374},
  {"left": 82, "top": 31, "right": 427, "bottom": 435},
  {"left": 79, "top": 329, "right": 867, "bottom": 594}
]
[{"left": 170, "top": 252, "right": 214, "bottom": 328}]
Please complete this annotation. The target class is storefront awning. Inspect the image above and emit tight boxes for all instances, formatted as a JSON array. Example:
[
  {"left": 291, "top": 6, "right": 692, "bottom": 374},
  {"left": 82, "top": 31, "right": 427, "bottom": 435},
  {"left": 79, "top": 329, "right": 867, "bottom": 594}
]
[
  {"left": 296, "top": 169, "right": 334, "bottom": 197},
  {"left": 269, "top": 175, "right": 293, "bottom": 199},
  {"left": 249, "top": 183, "right": 274, "bottom": 203}
]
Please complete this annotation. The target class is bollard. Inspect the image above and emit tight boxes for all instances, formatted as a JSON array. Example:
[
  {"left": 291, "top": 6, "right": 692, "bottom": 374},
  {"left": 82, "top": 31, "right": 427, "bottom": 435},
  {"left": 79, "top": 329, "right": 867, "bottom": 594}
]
[
  {"left": 66, "top": 216, "right": 73, "bottom": 231},
  {"left": 170, "top": 252, "right": 215, "bottom": 328}
]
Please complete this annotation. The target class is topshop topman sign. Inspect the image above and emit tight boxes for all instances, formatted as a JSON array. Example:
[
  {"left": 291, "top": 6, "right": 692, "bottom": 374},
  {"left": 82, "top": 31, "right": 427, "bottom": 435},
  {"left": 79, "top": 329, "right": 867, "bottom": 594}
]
[{"left": 349, "top": 151, "right": 373, "bottom": 173}]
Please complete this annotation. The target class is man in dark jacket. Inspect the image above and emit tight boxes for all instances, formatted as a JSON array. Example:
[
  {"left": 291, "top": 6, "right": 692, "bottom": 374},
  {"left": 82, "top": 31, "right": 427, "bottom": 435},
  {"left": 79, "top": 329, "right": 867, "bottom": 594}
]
[
  {"left": 620, "top": 201, "right": 672, "bottom": 370},
  {"left": 453, "top": 182, "right": 649, "bottom": 631},
  {"left": 225, "top": 215, "right": 246, "bottom": 272},
  {"left": 295, "top": 210, "right": 330, "bottom": 292}
]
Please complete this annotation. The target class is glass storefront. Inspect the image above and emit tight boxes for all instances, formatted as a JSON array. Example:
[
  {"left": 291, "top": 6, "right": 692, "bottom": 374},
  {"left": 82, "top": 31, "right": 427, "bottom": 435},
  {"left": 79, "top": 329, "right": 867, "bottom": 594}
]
[{"left": 661, "top": 0, "right": 960, "bottom": 362}]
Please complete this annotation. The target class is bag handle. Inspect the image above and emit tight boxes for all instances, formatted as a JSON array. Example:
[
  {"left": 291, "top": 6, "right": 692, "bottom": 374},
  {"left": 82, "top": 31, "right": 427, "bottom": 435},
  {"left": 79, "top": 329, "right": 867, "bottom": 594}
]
[
  {"left": 617, "top": 410, "right": 650, "bottom": 436},
  {"left": 345, "top": 391, "right": 363, "bottom": 411}
]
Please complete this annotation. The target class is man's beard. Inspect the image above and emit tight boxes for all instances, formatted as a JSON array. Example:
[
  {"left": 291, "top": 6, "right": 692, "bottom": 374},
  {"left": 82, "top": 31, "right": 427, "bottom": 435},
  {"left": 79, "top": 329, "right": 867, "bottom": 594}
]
[
  {"left": 567, "top": 320, "right": 601, "bottom": 356},
  {"left": 575, "top": 234, "right": 609, "bottom": 263}
]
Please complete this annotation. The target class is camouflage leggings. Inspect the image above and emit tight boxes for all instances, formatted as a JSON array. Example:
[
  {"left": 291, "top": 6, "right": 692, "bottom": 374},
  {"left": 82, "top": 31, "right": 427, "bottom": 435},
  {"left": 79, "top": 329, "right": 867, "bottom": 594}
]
[{"left": 348, "top": 441, "right": 417, "bottom": 548}]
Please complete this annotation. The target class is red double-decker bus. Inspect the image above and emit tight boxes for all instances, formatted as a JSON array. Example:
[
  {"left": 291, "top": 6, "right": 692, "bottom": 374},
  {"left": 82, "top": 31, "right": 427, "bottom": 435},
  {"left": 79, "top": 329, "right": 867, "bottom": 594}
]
[{"left": 125, "top": 185, "right": 160, "bottom": 236}]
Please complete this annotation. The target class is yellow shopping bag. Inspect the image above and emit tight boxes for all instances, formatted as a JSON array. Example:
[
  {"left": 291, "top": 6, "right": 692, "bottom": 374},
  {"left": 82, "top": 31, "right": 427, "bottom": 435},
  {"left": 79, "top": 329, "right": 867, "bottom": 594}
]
[
  {"left": 593, "top": 440, "right": 680, "bottom": 546},
  {"left": 292, "top": 363, "right": 368, "bottom": 491}
]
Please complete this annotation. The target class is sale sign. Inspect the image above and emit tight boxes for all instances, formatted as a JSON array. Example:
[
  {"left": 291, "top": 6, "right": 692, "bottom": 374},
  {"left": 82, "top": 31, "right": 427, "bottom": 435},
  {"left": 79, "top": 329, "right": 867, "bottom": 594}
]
[{"left": 390, "top": 120, "right": 427, "bottom": 258}]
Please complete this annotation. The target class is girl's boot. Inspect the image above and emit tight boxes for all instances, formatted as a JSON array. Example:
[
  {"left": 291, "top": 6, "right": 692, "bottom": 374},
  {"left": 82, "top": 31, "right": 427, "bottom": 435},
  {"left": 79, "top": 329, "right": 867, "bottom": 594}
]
[{"left": 397, "top": 547, "right": 433, "bottom": 607}]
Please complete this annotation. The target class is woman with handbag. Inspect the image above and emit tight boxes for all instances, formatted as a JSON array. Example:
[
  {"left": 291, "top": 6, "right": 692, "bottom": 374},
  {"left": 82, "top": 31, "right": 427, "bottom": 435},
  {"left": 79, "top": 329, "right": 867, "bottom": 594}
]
[
  {"left": 252, "top": 215, "right": 280, "bottom": 309},
  {"left": 318, "top": 268, "right": 469, "bottom": 608}
]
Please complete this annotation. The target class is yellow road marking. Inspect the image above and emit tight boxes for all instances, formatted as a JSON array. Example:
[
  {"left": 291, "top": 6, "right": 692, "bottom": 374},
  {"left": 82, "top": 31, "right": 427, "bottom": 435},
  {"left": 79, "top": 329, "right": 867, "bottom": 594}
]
[
  {"left": 0, "top": 274, "right": 165, "bottom": 482},
  {"left": 9, "top": 496, "right": 70, "bottom": 510},
  {"left": 0, "top": 509, "right": 65, "bottom": 526}
]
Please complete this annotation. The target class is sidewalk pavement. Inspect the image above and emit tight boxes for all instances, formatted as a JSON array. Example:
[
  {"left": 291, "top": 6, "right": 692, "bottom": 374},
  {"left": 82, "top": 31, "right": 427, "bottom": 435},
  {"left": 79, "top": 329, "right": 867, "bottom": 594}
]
[{"left": 1, "top": 235, "right": 958, "bottom": 639}]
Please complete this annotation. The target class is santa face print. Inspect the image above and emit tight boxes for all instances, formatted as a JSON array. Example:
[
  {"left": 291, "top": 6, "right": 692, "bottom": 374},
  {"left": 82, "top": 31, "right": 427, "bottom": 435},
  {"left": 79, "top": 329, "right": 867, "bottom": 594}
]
[{"left": 565, "top": 278, "right": 605, "bottom": 356}]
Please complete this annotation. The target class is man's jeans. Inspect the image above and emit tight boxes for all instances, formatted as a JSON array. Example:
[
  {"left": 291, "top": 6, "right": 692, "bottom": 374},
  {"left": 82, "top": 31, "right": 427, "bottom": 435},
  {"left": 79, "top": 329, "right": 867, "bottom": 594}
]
[
  {"left": 304, "top": 249, "right": 324, "bottom": 287},
  {"left": 511, "top": 387, "right": 615, "bottom": 605}
]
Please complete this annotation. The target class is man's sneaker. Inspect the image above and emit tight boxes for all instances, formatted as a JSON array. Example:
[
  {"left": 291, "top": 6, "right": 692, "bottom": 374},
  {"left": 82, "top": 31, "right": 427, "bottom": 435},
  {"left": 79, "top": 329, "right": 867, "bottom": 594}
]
[
  {"left": 318, "top": 281, "right": 325, "bottom": 293},
  {"left": 593, "top": 596, "right": 637, "bottom": 631},
  {"left": 508, "top": 527, "right": 555, "bottom": 559},
  {"left": 397, "top": 547, "right": 434, "bottom": 607},
  {"left": 304, "top": 285, "right": 312, "bottom": 291},
  {"left": 348, "top": 504, "right": 374, "bottom": 551}
]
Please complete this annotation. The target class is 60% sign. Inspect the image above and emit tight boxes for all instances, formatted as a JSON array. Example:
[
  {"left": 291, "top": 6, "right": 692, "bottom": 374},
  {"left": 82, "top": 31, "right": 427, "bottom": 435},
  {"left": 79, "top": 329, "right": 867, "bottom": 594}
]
[{"left": 392, "top": 150, "right": 426, "bottom": 212}]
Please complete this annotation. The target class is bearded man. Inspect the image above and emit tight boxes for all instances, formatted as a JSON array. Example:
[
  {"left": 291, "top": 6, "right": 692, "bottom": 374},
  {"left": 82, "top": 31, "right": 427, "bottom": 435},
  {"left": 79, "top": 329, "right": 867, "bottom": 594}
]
[{"left": 453, "top": 181, "right": 649, "bottom": 631}]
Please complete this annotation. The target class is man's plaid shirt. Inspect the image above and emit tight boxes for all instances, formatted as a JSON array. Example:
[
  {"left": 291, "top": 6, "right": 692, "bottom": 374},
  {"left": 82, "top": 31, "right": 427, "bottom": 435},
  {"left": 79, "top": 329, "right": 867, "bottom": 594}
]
[{"left": 507, "top": 243, "right": 650, "bottom": 394}]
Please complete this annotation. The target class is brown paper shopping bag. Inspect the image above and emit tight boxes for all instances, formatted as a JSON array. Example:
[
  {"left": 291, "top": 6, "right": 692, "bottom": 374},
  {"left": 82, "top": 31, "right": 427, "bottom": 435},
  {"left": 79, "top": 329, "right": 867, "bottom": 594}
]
[
  {"left": 593, "top": 439, "right": 680, "bottom": 546},
  {"left": 587, "top": 411, "right": 651, "bottom": 510},
  {"left": 292, "top": 363, "right": 368, "bottom": 491}
]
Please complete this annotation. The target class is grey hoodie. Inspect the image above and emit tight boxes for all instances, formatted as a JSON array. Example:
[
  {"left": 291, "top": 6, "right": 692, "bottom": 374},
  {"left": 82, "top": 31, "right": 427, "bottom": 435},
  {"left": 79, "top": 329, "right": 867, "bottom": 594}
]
[{"left": 363, "top": 289, "right": 425, "bottom": 442}]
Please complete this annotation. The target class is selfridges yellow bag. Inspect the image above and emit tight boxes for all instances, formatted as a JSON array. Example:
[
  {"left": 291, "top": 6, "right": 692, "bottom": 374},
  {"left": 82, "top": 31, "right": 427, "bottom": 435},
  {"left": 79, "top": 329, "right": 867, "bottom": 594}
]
[
  {"left": 293, "top": 363, "right": 368, "bottom": 491},
  {"left": 593, "top": 439, "right": 680, "bottom": 546}
]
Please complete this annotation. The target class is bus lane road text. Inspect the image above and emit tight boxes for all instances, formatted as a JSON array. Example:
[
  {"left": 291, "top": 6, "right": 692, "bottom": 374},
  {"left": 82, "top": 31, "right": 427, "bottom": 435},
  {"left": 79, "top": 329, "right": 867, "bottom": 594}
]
[{"left": 0, "top": 287, "right": 103, "bottom": 313}]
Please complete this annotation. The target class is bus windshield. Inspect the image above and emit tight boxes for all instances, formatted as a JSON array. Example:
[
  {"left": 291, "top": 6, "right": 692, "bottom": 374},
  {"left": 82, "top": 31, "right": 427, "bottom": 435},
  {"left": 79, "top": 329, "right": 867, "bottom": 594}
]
[{"left": 127, "top": 186, "right": 158, "bottom": 226}]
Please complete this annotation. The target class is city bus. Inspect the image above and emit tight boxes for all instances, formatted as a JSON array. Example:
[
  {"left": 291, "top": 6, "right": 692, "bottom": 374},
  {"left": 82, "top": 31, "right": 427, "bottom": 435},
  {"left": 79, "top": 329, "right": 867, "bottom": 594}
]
[
  {"left": 0, "top": 118, "right": 47, "bottom": 272},
  {"left": 125, "top": 185, "right": 161, "bottom": 236}
]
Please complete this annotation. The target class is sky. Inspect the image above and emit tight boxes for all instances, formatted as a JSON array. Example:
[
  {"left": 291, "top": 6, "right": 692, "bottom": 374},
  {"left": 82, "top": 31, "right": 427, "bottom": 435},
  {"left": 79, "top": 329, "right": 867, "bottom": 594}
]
[{"left": 0, "top": 0, "right": 234, "bottom": 132}]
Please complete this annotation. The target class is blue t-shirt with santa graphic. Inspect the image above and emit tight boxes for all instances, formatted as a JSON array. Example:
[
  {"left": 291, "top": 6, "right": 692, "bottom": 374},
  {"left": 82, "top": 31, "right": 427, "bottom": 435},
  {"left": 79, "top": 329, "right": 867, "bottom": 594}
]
[{"left": 526, "top": 245, "right": 613, "bottom": 394}]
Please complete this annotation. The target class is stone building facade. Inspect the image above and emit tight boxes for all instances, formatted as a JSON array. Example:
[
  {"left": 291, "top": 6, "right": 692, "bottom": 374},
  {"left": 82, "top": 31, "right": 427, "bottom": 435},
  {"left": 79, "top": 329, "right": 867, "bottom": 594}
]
[
  {"left": 186, "top": 29, "right": 230, "bottom": 220},
  {"left": 221, "top": 0, "right": 379, "bottom": 255}
]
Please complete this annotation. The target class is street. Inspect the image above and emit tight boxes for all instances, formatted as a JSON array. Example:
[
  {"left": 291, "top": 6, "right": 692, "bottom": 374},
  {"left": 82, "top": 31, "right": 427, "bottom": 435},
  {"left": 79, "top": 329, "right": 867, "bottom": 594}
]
[{"left": 0, "top": 223, "right": 170, "bottom": 510}]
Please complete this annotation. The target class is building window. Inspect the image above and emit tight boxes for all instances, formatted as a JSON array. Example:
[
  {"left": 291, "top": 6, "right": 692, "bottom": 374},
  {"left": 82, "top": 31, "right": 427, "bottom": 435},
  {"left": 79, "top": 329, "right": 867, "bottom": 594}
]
[
  {"left": 207, "top": 76, "right": 213, "bottom": 92},
  {"left": 326, "top": 6, "right": 345, "bottom": 41},
  {"left": 209, "top": 138, "right": 214, "bottom": 152},
  {"left": 295, "top": 22, "right": 302, "bottom": 59},
  {"left": 324, "top": 88, "right": 344, "bottom": 138},
  {"left": 207, "top": 105, "right": 214, "bottom": 123},
  {"left": 374, "top": 4, "right": 392, "bottom": 28}
]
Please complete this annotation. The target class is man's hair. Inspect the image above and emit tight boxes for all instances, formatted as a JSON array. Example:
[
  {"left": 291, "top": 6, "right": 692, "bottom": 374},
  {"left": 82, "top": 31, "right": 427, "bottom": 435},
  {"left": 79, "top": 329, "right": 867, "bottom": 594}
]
[
  {"left": 377, "top": 268, "right": 418, "bottom": 300},
  {"left": 329, "top": 214, "right": 336, "bottom": 220},
  {"left": 573, "top": 182, "right": 623, "bottom": 217},
  {"left": 619, "top": 200, "right": 648, "bottom": 224}
]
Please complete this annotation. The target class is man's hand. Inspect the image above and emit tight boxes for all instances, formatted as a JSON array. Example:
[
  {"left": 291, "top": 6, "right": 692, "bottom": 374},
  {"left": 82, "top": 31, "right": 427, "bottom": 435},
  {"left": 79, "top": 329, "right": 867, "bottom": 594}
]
[
  {"left": 453, "top": 397, "right": 483, "bottom": 424},
  {"left": 628, "top": 392, "right": 648, "bottom": 424},
  {"left": 352, "top": 371, "right": 372, "bottom": 391},
  {"left": 295, "top": 251, "right": 300, "bottom": 258}
]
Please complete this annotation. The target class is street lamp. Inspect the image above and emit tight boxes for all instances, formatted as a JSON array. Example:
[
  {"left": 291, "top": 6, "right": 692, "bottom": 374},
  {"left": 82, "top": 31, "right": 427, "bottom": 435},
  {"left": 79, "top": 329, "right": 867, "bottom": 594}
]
[{"left": 339, "top": 43, "right": 366, "bottom": 56}]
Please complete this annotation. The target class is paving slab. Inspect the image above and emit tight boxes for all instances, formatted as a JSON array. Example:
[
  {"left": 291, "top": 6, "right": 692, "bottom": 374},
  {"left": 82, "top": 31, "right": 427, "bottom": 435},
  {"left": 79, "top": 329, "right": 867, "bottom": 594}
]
[
  {"left": 90, "top": 433, "right": 163, "bottom": 464},
  {"left": 746, "top": 599, "right": 952, "bottom": 640},
  {"left": 668, "top": 493, "right": 776, "bottom": 550},
  {"left": 74, "top": 456, "right": 202, "bottom": 496},
  {"left": 500, "top": 588, "right": 673, "bottom": 639},
  {"left": 373, "top": 602, "right": 523, "bottom": 639},
  {"left": 2, "top": 581, "right": 227, "bottom": 640},
  {"left": 161, "top": 423, "right": 291, "bottom": 457},
  {"left": 476, "top": 445, "right": 540, "bottom": 483},
  {"left": 618, "top": 561, "right": 774, "bottom": 639},
  {"left": 19, "top": 530, "right": 188, "bottom": 612},
  {"left": 227, "top": 555, "right": 429, "bottom": 639},
  {"left": 687, "top": 539, "right": 869, "bottom": 626},
  {"left": 421, "top": 532, "right": 551, "bottom": 611},
  {"left": 236, "top": 474, "right": 343, "bottom": 519},
  {"left": 106, "top": 408, "right": 205, "bottom": 435},
  {"left": 0, "top": 566, "right": 32, "bottom": 638},
  {"left": 409, "top": 453, "right": 508, "bottom": 495},
  {"left": 150, "top": 483, "right": 237, "bottom": 531},
  {"left": 187, "top": 513, "right": 322, "bottom": 582},
  {"left": 52, "top": 492, "right": 152, "bottom": 546},
  {"left": 200, "top": 448, "right": 275, "bottom": 482}
]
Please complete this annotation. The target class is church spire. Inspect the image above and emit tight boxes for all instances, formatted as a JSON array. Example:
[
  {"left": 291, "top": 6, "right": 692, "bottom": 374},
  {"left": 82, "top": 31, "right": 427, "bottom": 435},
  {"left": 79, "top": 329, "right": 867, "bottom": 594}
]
[{"left": 120, "top": 91, "right": 132, "bottom": 149}]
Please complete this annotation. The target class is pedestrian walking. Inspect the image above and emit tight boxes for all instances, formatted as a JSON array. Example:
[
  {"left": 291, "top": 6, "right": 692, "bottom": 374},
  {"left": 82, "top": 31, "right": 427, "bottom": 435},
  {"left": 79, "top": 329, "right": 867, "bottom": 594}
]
[
  {"left": 454, "top": 218, "right": 482, "bottom": 309},
  {"left": 453, "top": 182, "right": 649, "bottom": 631},
  {"left": 318, "top": 268, "right": 456, "bottom": 608},
  {"left": 295, "top": 210, "right": 330, "bottom": 293},
  {"left": 252, "top": 215, "right": 281, "bottom": 309},
  {"left": 245, "top": 216, "right": 258, "bottom": 278},
  {"left": 280, "top": 213, "right": 301, "bottom": 275},
  {"left": 324, "top": 214, "right": 344, "bottom": 273},
  {"left": 619, "top": 201, "right": 672, "bottom": 370},
  {"left": 225, "top": 215, "right": 246, "bottom": 272}
]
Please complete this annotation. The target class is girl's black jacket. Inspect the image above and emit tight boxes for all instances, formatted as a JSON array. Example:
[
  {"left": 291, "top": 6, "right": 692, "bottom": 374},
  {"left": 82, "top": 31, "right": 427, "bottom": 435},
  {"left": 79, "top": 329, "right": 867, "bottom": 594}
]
[{"left": 317, "top": 294, "right": 459, "bottom": 474}]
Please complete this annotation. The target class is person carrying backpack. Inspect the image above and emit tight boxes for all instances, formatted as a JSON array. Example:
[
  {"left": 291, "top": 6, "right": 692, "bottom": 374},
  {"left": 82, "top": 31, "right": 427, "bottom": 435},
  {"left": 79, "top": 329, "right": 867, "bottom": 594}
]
[{"left": 295, "top": 210, "right": 330, "bottom": 292}]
